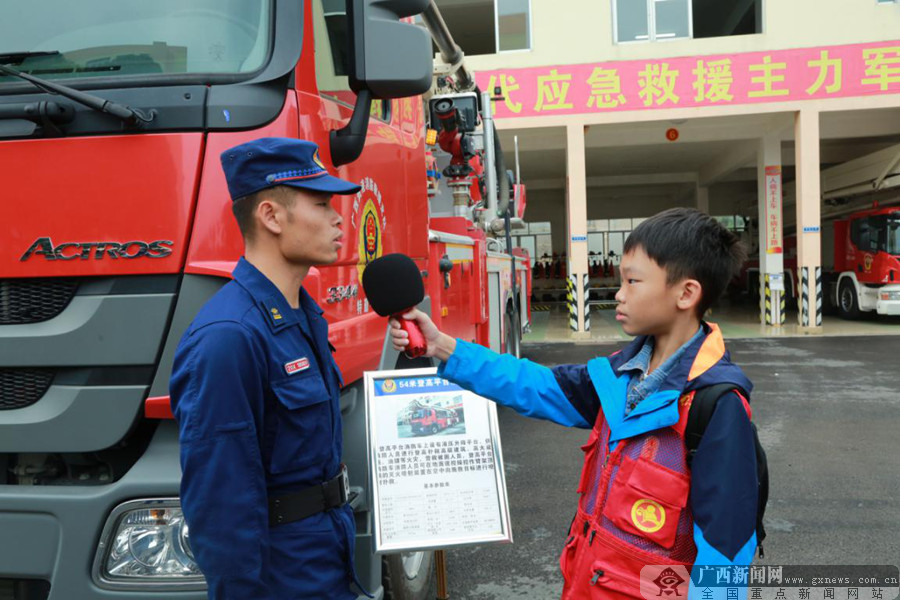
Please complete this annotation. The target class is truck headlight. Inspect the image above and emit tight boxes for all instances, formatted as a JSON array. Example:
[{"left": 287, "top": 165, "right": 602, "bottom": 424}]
[
  {"left": 880, "top": 291, "right": 900, "bottom": 301},
  {"left": 93, "top": 499, "right": 205, "bottom": 591}
]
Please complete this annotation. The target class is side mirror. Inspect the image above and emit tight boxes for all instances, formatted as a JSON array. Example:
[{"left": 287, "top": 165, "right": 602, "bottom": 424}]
[
  {"left": 331, "top": 0, "right": 432, "bottom": 166},
  {"left": 348, "top": 0, "right": 432, "bottom": 98}
]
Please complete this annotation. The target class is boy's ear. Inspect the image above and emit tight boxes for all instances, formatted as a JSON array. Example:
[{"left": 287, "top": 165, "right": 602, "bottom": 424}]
[{"left": 675, "top": 279, "right": 703, "bottom": 312}]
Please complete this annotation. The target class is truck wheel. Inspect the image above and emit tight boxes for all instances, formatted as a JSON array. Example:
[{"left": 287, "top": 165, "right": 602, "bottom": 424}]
[
  {"left": 504, "top": 309, "right": 521, "bottom": 358},
  {"left": 838, "top": 280, "right": 861, "bottom": 320},
  {"left": 383, "top": 551, "right": 434, "bottom": 600},
  {"left": 430, "top": 424, "right": 438, "bottom": 435}
]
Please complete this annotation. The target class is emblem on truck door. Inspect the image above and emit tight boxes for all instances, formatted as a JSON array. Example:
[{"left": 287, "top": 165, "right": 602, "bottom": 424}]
[
  {"left": 352, "top": 177, "right": 386, "bottom": 281},
  {"left": 20, "top": 237, "right": 174, "bottom": 261}
]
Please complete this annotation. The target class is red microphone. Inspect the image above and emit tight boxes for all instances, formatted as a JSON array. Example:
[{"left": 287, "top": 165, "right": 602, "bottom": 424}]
[{"left": 362, "top": 254, "right": 427, "bottom": 358}]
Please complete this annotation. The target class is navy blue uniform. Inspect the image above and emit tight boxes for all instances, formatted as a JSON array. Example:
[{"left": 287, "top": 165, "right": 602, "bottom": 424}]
[{"left": 170, "top": 258, "right": 359, "bottom": 600}]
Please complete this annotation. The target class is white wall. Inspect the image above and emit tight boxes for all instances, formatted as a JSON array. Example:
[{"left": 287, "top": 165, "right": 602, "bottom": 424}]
[{"left": 465, "top": 0, "right": 900, "bottom": 72}]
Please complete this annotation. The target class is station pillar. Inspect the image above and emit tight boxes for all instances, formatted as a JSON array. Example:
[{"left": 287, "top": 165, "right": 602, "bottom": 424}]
[
  {"left": 757, "top": 132, "right": 786, "bottom": 326},
  {"left": 566, "top": 124, "right": 590, "bottom": 336},
  {"left": 696, "top": 185, "right": 710, "bottom": 214},
  {"left": 794, "top": 109, "right": 824, "bottom": 331}
]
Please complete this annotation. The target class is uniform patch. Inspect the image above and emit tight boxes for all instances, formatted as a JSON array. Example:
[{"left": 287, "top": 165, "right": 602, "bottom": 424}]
[
  {"left": 284, "top": 357, "right": 310, "bottom": 375},
  {"left": 631, "top": 499, "right": 666, "bottom": 533}
]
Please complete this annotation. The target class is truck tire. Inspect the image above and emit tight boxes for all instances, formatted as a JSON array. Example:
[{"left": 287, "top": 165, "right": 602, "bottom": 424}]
[
  {"left": 504, "top": 308, "right": 521, "bottom": 358},
  {"left": 838, "top": 279, "right": 861, "bottom": 320},
  {"left": 383, "top": 551, "right": 434, "bottom": 600}
]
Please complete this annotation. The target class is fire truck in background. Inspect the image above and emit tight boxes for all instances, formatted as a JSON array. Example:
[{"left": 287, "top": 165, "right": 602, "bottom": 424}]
[
  {"left": 740, "top": 142, "right": 900, "bottom": 320},
  {"left": 741, "top": 207, "right": 900, "bottom": 320},
  {"left": 0, "top": 2, "right": 529, "bottom": 599},
  {"left": 829, "top": 204, "right": 900, "bottom": 319}
]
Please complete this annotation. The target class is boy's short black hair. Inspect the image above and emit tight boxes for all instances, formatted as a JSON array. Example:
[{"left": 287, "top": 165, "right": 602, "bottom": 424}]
[{"left": 624, "top": 208, "right": 747, "bottom": 316}]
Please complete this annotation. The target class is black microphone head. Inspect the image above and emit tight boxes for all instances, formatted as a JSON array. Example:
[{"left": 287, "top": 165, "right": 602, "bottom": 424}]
[{"left": 362, "top": 253, "right": 425, "bottom": 317}]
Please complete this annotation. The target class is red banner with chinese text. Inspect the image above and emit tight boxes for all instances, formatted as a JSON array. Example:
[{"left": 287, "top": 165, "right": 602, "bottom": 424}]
[
  {"left": 477, "top": 40, "right": 900, "bottom": 119},
  {"left": 765, "top": 166, "right": 783, "bottom": 255}
]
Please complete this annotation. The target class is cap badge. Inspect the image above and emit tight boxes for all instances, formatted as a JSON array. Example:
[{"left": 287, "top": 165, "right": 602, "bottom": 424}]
[{"left": 313, "top": 149, "right": 326, "bottom": 171}]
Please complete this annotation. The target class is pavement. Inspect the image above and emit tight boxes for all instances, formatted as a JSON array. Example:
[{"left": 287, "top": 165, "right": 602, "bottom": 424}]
[
  {"left": 442, "top": 335, "right": 900, "bottom": 599},
  {"left": 524, "top": 302, "right": 900, "bottom": 343}
]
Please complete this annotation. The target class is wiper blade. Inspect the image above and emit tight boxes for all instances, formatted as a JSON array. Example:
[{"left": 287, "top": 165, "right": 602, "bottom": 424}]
[
  {"left": 0, "top": 50, "right": 60, "bottom": 64},
  {"left": 0, "top": 62, "right": 154, "bottom": 126}
]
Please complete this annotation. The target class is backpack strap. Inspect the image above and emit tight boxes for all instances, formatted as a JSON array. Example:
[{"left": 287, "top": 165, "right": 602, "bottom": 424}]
[
  {"left": 685, "top": 383, "right": 743, "bottom": 468},
  {"left": 685, "top": 383, "right": 768, "bottom": 558}
]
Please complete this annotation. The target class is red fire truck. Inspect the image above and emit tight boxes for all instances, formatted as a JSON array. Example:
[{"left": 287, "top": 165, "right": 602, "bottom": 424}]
[
  {"left": 410, "top": 406, "right": 458, "bottom": 436},
  {"left": 0, "top": 2, "right": 529, "bottom": 599},
  {"left": 830, "top": 204, "right": 900, "bottom": 319},
  {"left": 739, "top": 206, "right": 900, "bottom": 320}
]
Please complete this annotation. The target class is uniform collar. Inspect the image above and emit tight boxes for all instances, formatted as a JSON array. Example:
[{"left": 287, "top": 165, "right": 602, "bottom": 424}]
[{"left": 232, "top": 257, "right": 322, "bottom": 333}]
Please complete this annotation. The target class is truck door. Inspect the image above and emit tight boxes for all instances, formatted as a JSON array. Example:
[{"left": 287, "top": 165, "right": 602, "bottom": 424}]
[{"left": 301, "top": 0, "right": 430, "bottom": 317}]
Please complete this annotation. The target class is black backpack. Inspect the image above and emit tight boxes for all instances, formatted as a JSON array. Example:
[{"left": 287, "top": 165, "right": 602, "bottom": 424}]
[{"left": 685, "top": 383, "right": 769, "bottom": 559}]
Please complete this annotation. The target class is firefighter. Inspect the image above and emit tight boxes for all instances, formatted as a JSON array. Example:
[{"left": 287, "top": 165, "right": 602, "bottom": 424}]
[{"left": 169, "top": 138, "right": 367, "bottom": 600}]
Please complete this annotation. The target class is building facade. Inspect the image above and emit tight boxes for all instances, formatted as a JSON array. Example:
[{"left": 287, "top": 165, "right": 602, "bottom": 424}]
[{"left": 435, "top": 0, "right": 900, "bottom": 332}]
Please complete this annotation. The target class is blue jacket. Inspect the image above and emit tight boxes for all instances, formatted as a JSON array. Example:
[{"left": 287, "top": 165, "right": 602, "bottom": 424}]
[
  {"left": 170, "top": 258, "right": 360, "bottom": 600},
  {"left": 439, "top": 323, "right": 758, "bottom": 597}
]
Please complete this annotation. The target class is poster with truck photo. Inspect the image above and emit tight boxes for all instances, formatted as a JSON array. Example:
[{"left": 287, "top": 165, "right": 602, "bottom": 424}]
[{"left": 365, "top": 368, "right": 512, "bottom": 553}]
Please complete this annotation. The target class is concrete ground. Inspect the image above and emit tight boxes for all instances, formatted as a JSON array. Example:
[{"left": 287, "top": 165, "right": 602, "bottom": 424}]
[
  {"left": 442, "top": 335, "right": 900, "bottom": 599},
  {"left": 524, "top": 300, "right": 900, "bottom": 343}
]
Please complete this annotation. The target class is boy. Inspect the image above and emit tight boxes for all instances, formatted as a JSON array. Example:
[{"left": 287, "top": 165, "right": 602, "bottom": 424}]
[{"left": 390, "top": 208, "right": 758, "bottom": 599}]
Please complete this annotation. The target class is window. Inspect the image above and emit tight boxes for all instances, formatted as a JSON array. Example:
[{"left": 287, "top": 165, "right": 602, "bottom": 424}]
[
  {"left": 851, "top": 218, "right": 874, "bottom": 252},
  {"left": 608, "top": 232, "right": 626, "bottom": 259},
  {"left": 614, "top": 0, "right": 691, "bottom": 43},
  {"left": 887, "top": 217, "right": 900, "bottom": 255},
  {"left": 614, "top": 0, "right": 762, "bottom": 44},
  {"left": 431, "top": 0, "right": 531, "bottom": 56},
  {"left": 714, "top": 215, "right": 748, "bottom": 233},
  {"left": 693, "top": 0, "right": 762, "bottom": 39},
  {"left": 515, "top": 235, "right": 537, "bottom": 259},
  {"left": 312, "top": 0, "right": 390, "bottom": 121},
  {"left": 497, "top": 0, "right": 531, "bottom": 52},
  {"left": 0, "top": 0, "right": 272, "bottom": 84}
]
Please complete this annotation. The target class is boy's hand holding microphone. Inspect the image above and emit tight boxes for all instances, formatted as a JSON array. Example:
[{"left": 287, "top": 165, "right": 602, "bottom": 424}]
[{"left": 362, "top": 253, "right": 456, "bottom": 361}]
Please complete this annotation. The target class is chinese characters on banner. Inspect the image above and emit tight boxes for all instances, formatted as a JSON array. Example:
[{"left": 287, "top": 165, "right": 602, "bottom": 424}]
[
  {"left": 765, "top": 166, "right": 783, "bottom": 255},
  {"left": 365, "top": 369, "right": 512, "bottom": 553},
  {"left": 478, "top": 41, "right": 900, "bottom": 119}
]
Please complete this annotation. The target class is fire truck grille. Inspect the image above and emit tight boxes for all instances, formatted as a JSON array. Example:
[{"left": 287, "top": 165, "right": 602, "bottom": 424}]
[
  {"left": 0, "top": 369, "right": 55, "bottom": 410},
  {"left": 0, "top": 278, "right": 79, "bottom": 325}
]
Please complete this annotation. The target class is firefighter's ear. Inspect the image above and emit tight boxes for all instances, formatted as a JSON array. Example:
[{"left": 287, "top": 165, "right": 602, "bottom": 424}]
[{"left": 256, "top": 196, "right": 285, "bottom": 236}]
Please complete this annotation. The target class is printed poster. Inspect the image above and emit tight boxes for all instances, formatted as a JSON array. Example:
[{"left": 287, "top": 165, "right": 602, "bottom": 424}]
[{"left": 364, "top": 368, "right": 513, "bottom": 553}]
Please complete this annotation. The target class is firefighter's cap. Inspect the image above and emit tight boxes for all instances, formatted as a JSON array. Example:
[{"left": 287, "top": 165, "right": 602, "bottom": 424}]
[{"left": 220, "top": 137, "right": 361, "bottom": 200}]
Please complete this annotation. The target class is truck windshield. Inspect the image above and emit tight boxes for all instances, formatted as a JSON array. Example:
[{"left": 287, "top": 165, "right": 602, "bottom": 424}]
[
  {"left": 0, "top": 1, "right": 272, "bottom": 85},
  {"left": 888, "top": 217, "right": 900, "bottom": 256}
]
